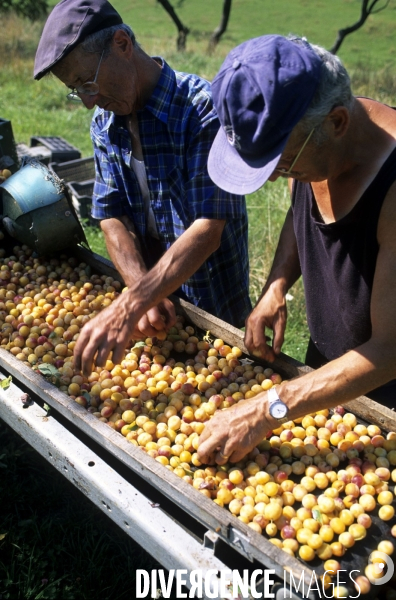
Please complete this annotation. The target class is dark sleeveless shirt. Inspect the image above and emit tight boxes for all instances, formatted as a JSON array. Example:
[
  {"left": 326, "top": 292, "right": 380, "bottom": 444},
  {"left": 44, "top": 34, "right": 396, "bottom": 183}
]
[{"left": 291, "top": 147, "right": 396, "bottom": 407}]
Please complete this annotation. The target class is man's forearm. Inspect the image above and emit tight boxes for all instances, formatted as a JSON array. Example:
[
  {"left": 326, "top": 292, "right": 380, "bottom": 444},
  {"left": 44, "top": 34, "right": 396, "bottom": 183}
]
[
  {"left": 271, "top": 339, "right": 396, "bottom": 427},
  {"left": 244, "top": 207, "right": 302, "bottom": 360},
  {"left": 127, "top": 218, "right": 225, "bottom": 311},
  {"left": 100, "top": 217, "right": 147, "bottom": 288}
]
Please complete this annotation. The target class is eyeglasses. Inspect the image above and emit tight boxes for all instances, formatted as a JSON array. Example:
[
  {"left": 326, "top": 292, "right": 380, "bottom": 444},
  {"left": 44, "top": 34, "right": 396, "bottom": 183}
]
[
  {"left": 66, "top": 50, "right": 105, "bottom": 102},
  {"left": 274, "top": 128, "right": 315, "bottom": 176}
]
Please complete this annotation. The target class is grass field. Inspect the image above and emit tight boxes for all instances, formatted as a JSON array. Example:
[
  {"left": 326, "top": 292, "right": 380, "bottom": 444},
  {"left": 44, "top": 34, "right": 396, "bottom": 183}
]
[
  {"left": 1, "top": 2, "right": 396, "bottom": 597},
  {"left": 3, "top": 0, "right": 396, "bottom": 152},
  {"left": 112, "top": 0, "right": 396, "bottom": 71}
]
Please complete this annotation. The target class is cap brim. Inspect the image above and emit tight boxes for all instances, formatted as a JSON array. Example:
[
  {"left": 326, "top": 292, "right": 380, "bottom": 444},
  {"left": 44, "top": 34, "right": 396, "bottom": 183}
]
[{"left": 208, "top": 126, "right": 287, "bottom": 195}]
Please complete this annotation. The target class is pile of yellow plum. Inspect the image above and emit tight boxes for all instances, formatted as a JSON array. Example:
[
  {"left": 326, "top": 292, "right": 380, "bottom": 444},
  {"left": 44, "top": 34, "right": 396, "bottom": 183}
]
[{"left": 0, "top": 245, "right": 395, "bottom": 597}]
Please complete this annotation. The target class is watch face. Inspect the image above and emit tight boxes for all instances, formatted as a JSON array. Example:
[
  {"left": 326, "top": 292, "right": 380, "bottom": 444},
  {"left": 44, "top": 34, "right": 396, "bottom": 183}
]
[{"left": 271, "top": 401, "right": 288, "bottom": 419}]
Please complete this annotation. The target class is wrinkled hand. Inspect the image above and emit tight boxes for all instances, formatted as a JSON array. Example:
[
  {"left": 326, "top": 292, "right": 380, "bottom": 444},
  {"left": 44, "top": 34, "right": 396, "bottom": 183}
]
[
  {"left": 73, "top": 290, "right": 145, "bottom": 376},
  {"left": 244, "top": 287, "right": 287, "bottom": 362},
  {"left": 131, "top": 299, "right": 177, "bottom": 339},
  {"left": 197, "top": 395, "right": 272, "bottom": 465}
]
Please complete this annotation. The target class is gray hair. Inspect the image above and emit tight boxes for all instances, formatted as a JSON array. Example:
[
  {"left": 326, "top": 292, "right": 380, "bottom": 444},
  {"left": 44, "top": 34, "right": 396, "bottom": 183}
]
[
  {"left": 80, "top": 23, "right": 138, "bottom": 56},
  {"left": 289, "top": 36, "right": 354, "bottom": 142}
]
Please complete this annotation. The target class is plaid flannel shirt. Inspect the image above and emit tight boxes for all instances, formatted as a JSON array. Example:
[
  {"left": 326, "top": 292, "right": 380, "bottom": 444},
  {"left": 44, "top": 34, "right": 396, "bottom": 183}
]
[{"left": 90, "top": 58, "right": 251, "bottom": 327}]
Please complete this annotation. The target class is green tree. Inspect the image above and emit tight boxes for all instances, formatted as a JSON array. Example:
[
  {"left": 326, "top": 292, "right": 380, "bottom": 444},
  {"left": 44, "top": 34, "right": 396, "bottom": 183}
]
[{"left": 0, "top": 0, "right": 48, "bottom": 21}]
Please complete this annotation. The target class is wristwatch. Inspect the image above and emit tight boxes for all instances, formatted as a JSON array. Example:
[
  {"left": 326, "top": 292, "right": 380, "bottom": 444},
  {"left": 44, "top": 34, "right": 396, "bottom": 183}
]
[{"left": 267, "top": 387, "right": 289, "bottom": 424}]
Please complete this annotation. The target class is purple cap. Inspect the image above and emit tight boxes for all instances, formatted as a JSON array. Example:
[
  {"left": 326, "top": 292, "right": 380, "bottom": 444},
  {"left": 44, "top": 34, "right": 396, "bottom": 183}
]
[
  {"left": 34, "top": 0, "right": 123, "bottom": 80},
  {"left": 208, "top": 35, "right": 322, "bottom": 194}
]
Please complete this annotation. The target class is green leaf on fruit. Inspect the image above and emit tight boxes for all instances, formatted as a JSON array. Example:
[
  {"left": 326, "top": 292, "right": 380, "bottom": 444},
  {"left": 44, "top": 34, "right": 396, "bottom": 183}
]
[
  {"left": 81, "top": 391, "right": 91, "bottom": 401},
  {"left": 48, "top": 332, "right": 58, "bottom": 339},
  {"left": 0, "top": 376, "right": 12, "bottom": 390},
  {"left": 36, "top": 364, "right": 60, "bottom": 378},
  {"left": 36, "top": 363, "right": 61, "bottom": 387},
  {"left": 132, "top": 341, "right": 146, "bottom": 349},
  {"left": 313, "top": 509, "right": 323, "bottom": 524}
]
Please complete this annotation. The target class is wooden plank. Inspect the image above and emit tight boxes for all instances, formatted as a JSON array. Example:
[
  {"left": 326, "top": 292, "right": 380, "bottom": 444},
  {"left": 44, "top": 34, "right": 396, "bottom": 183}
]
[
  {"left": 75, "top": 245, "right": 122, "bottom": 281},
  {"left": 171, "top": 296, "right": 309, "bottom": 380},
  {"left": 341, "top": 397, "right": 396, "bottom": 432},
  {"left": 73, "top": 246, "right": 124, "bottom": 283}
]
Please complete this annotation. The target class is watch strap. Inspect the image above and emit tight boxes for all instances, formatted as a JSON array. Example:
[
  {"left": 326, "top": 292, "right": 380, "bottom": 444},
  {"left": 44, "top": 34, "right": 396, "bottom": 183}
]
[
  {"left": 267, "top": 387, "right": 281, "bottom": 405},
  {"left": 267, "top": 387, "right": 289, "bottom": 423}
]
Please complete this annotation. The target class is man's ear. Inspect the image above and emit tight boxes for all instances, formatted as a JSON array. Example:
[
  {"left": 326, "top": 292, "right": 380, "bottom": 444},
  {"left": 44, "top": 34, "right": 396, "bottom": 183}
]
[
  {"left": 326, "top": 106, "right": 350, "bottom": 139},
  {"left": 112, "top": 29, "right": 133, "bottom": 58}
]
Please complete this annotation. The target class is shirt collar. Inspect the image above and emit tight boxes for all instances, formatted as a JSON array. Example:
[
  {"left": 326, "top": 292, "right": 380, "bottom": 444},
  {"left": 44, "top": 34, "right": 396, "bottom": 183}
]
[{"left": 143, "top": 57, "right": 176, "bottom": 124}]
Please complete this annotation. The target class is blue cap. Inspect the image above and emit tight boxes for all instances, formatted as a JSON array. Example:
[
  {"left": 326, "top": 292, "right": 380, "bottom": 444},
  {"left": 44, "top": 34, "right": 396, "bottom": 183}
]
[
  {"left": 208, "top": 35, "right": 322, "bottom": 194},
  {"left": 34, "top": 0, "right": 123, "bottom": 80}
]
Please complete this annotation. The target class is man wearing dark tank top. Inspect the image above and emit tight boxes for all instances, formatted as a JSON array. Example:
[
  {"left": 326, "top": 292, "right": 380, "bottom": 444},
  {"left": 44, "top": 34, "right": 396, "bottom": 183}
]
[{"left": 198, "top": 34, "right": 396, "bottom": 465}]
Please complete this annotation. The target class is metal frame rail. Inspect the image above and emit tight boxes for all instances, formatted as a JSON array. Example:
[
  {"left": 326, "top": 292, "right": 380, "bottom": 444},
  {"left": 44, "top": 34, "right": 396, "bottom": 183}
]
[{"left": 0, "top": 377, "right": 237, "bottom": 600}]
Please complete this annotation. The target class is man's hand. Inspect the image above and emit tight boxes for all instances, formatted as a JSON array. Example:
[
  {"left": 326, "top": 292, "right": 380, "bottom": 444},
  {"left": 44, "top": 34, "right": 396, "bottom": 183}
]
[
  {"left": 132, "top": 299, "right": 177, "bottom": 339},
  {"left": 74, "top": 295, "right": 176, "bottom": 375},
  {"left": 73, "top": 290, "right": 143, "bottom": 376},
  {"left": 244, "top": 286, "right": 287, "bottom": 362},
  {"left": 197, "top": 395, "right": 272, "bottom": 465}
]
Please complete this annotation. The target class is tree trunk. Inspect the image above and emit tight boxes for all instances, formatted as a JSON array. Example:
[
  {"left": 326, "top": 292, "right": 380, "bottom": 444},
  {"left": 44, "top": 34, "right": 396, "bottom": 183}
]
[
  {"left": 156, "top": 0, "right": 190, "bottom": 51},
  {"left": 208, "top": 0, "right": 232, "bottom": 53},
  {"left": 329, "top": 0, "right": 389, "bottom": 54}
]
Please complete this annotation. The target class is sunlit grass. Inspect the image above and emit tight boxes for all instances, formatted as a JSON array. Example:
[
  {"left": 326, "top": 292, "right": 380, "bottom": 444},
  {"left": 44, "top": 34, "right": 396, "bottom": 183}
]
[{"left": 82, "top": 223, "right": 109, "bottom": 259}]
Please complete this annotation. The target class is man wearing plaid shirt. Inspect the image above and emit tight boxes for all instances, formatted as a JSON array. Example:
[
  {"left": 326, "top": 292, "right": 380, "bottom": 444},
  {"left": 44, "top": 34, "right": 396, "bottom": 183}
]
[{"left": 34, "top": 0, "right": 251, "bottom": 374}]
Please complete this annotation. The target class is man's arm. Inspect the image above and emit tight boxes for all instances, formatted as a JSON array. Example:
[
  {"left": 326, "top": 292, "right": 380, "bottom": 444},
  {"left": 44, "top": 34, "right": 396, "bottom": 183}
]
[
  {"left": 198, "top": 184, "right": 396, "bottom": 464},
  {"left": 79, "top": 88, "right": 241, "bottom": 372},
  {"left": 74, "top": 217, "right": 226, "bottom": 375},
  {"left": 100, "top": 216, "right": 147, "bottom": 288},
  {"left": 245, "top": 207, "right": 301, "bottom": 361},
  {"left": 100, "top": 216, "right": 176, "bottom": 338}
]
